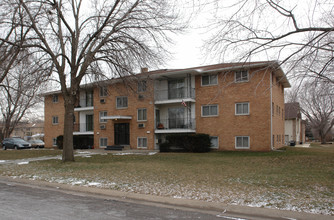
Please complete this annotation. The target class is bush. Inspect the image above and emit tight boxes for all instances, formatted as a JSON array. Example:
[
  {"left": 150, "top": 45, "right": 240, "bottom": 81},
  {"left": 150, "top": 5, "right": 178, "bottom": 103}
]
[
  {"left": 57, "top": 135, "right": 63, "bottom": 149},
  {"left": 159, "top": 142, "right": 171, "bottom": 152},
  {"left": 163, "top": 133, "right": 211, "bottom": 153}
]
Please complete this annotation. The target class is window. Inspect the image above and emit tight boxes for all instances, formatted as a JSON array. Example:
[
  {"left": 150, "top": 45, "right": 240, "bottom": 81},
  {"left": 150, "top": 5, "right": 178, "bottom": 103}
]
[
  {"left": 210, "top": 136, "right": 219, "bottom": 149},
  {"left": 53, "top": 138, "right": 57, "bottom": 146},
  {"left": 52, "top": 95, "right": 58, "bottom": 103},
  {"left": 138, "top": 80, "right": 147, "bottom": 92},
  {"left": 137, "top": 137, "right": 147, "bottom": 148},
  {"left": 272, "top": 135, "right": 275, "bottom": 147},
  {"left": 202, "top": 104, "right": 218, "bottom": 117},
  {"left": 235, "top": 70, "right": 249, "bottom": 82},
  {"left": 116, "top": 96, "right": 128, "bottom": 109},
  {"left": 235, "top": 102, "right": 249, "bottom": 115},
  {"left": 202, "top": 74, "right": 218, "bottom": 86},
  {"left": 52, "top": 116, "right": 59, "bottom": 124},
  {"left": 137, "top": 108, "right": 147, "bottom": 121},
  {"left": 100, "top": 138, "right": 108, "bottom": 148},
  {"left": 99, "top": 111, "right": 107, "bottom": 123},
  {"left": 99, "top": 87, "right": 108, "bottom": 97},
  {"left": 235, "top": 136, "right": 250, "bottom": 149}
]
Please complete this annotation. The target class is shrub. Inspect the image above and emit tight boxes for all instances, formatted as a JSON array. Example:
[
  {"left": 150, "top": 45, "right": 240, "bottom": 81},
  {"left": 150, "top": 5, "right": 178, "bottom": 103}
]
[
  {"left": 159, "top": 142, "right": 171, "bottom": 152},
  {"left": 56, "top": 135, "right": 63, "bottom": 149},
  {"left": 164, "top": 133, "right": 211, "bottom": 153}
]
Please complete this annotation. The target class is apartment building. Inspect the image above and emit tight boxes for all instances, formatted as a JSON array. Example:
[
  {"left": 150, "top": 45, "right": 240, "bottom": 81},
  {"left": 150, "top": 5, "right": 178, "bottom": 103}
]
[
  {"left": 44, "top": 61, "right": 290, "bottom": 151},
  {"left": 285, "top": 102, "right": 306, "bottom": 145}
]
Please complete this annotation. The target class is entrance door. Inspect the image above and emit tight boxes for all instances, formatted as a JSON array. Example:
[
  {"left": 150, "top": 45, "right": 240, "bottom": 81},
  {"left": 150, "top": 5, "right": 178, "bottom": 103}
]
[{"left": 114, "top": 123, "right": 130, "bottom": 145}]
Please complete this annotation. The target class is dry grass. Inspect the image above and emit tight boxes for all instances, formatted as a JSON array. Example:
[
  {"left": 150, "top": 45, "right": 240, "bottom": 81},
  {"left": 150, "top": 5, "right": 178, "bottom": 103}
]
[
  {"left": 0, "top": 149, "right": 61, "bottom": 160},
  {"left": 1, "top": 144, "right": 333, "bottom": 214}
]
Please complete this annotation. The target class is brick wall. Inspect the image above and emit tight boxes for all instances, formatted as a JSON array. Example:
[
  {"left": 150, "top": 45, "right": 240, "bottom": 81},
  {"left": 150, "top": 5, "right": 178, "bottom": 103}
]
[
  {"left": 44, "top": 94, "right": 66, "bottom": 148},
  {"left": 195, "top": 67, "right": 280, "bottom": 151},
  {"left": 271, "top": 74, "right": 285, "bottom": 149}
]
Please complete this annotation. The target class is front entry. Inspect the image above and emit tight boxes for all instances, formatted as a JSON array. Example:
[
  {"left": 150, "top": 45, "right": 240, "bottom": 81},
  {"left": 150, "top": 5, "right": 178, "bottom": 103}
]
[{"left": 114, "top": 123, "right": 130, "bottom": 145}]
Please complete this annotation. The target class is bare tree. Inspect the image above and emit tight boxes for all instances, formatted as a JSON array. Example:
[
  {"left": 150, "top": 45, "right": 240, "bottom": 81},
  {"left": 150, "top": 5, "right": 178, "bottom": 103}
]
[
  {"left": 299, "top": 81, "right": 334, "bottom": 144},
  {"left": 1, "top": 0, "right": 184, "bottom": 161},
  {"left": 0, "top": 0, "right": 32, "bottom": 83},
  {"left": 204, "top": 0, "right": 334, "bottom": 83},
  {"left": 0, "top": 56, "right": 46, "bottom": 139}
]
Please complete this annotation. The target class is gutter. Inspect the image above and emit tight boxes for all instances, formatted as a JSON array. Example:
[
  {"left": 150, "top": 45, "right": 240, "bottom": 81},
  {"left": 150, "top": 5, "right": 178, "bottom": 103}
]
[{"left": 270, "top": 72, "right": 273, "bottom": 150}]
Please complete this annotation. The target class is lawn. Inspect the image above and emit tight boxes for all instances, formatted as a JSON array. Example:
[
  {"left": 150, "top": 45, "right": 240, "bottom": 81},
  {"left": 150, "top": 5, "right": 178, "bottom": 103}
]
[
  {"left": 0, "top": 144, "right": 333, "bottom": 215},
  {"left": 0, "top": 149, "right": 62, "bottom": 160}
]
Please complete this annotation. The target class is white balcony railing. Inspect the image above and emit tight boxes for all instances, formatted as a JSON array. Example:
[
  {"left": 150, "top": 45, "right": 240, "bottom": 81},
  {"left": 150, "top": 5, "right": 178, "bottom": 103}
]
[
  {"left": 155, "top": 88, "right": 195, "bottom": 102},
  {"left": 156, "top": 118, "right": 196, "bottom": 131}
]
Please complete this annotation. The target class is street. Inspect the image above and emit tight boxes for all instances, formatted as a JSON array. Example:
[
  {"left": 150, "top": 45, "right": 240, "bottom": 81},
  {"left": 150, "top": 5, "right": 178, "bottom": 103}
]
[
  {"left": 1, "top": 178, "right": 330, "bottom": 220},
  {"left": 0, "top": 179, "right": 238, "bottom": 220}
]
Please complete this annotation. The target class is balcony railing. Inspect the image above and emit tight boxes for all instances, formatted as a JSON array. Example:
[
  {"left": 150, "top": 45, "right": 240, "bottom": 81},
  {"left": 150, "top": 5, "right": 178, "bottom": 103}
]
[
  {"left": 73, "top": 123, "right": 94, "bottom": 132},
  {"left": 155, "top": 88, "right": 195, "bottom": 102},
  {"left": 156, "top": 118, "right": 196, "bottom": 130},
  {"left": 75, "top": 98, "right": 94, "bottom": 108}
]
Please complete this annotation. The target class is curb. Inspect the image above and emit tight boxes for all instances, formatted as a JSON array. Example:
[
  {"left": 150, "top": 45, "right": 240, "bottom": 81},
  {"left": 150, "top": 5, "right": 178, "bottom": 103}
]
[{"left": 0, "top": 176, "right": 332, "bottom": 220}]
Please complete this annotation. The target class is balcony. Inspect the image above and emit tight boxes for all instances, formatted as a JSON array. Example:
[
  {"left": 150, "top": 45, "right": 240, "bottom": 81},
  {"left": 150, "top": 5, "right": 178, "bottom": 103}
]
[
  {"left": 74, "top": 98, "right": 94, "bottom": 111},
  {"left": 155, "top": 118, "right": 196, "bottom": 133},
  {"left": 154, "top": 88, "right": 195, "bottom": 104},
  {"left": 73, "top": 123, "right": 94, "bottom": 135}
]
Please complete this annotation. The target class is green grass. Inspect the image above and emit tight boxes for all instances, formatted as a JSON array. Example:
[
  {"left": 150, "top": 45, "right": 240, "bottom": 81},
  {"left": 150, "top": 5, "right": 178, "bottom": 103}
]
[
  {"left": 0, "top": 149, "right": 61, "bottom": 160},
  {"left": 1, "top": 144, "right": 333, "bottom": 214}
]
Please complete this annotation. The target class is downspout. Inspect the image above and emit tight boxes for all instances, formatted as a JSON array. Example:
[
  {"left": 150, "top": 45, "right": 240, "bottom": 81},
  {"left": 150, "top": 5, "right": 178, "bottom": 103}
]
[{"left": 270, "top": 72, "right": 273, "bottom": 150}]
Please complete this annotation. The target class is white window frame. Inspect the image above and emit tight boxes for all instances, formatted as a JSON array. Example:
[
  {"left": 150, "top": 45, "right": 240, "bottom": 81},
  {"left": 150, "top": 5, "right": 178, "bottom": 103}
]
[
  {"left": 99, "top": 86, "right": 108, "bottom": 97},
  {"left": 201, "top": 104, "right": 218, "bottom": 117},
  {"left": 137, "top": 137, "right": 148, "bottom": 149},
  {"left": 201, "top": 74, "right": 218, "bottom": 86},
  {"left": 210, "top": 136, "right": 219, "bottom": 149},
  {"left": 52, "top": 138, "right": 57, "bottom": 146},
  {"left": 52, "top": 116, "right": 59, "bottom": 125},
  {"left": 137, "top": 108, "right": 147, "bottom": 121},
  {"left": 99, "top": 111, "right": 108, "bottom": 123},
  {"left": 235, "top": 70, "right": 249, "bottom": 83},
  {"left": 235, "top": 102, "right": 250, "bottom": 115},
  {"left": 235, "top": 136, "right": 250, "bottom": 149},
  {"left": 116, "top": 96, "right": 128, "bottom": 109},
  {"left": 52, "top": 95, "right": 58, "bottom": 103},
  {"left": 100, "top": 137, "right": 108, "bottom": 148},
  {"left": 138, "top": 80, "right": 147, "bottom": 92}
]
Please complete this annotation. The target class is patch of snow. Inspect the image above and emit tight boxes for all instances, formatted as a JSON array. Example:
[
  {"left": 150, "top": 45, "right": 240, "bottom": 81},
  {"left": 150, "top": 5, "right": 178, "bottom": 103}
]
[
  {"left": 87, "top": 182, "right": 101, "bottom": 186},
  {"left": 72, "top": 181, "right": 84, "bottom": 185},
  {"left": 17, "top": 161, "right": 29, "bottom": 165},
  {"left": 148, "top": 152, "right": 157, "bottom": 155},
  {"left": 0, "top": 160, "right": 7, "bottom": 163},
  {"left": 216, "top": 215, "right": 247, "bottom": 220}
]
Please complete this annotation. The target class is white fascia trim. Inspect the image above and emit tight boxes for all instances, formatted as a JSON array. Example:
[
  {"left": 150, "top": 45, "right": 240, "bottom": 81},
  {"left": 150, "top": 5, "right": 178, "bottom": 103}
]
[{"left": 101, "top": 115, "right": 132, "bottom": 120}]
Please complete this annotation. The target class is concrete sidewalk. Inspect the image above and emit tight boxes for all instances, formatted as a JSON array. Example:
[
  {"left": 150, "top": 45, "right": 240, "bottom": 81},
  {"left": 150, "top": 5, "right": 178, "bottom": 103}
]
[
  {"left": 0, "top": 176, "right": 332, "bottom": 220},
  {"left": 294, "top": 143, "right": 310, "bottom": 148}
]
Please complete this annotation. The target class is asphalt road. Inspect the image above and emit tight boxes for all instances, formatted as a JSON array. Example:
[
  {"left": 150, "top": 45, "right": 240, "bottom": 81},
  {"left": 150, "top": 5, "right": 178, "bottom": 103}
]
[{"left": 0, "top": 180, "right": 241, "bottom": 220}]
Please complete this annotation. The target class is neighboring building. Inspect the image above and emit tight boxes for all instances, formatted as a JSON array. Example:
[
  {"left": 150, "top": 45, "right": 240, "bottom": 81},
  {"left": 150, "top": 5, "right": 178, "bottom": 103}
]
[
  {"left": 44, "top": 61, "right": 290, "bottom": 151},
  {"left": 8, "top": 121, "right": 44, "bottom": 139},
  {"left": 285, "top": 102, "right": 305, "bottom": 144}
]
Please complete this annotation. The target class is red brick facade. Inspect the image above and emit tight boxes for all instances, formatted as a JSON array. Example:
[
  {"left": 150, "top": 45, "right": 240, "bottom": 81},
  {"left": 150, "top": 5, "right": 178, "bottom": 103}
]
[{"left": 44, "top": 62, "right": 290, "bottom": 151}]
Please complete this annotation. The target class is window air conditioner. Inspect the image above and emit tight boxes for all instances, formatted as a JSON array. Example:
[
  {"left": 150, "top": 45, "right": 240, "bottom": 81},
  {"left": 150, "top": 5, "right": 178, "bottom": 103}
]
[
  {"left": 100, "top": 124, "right": 106, "bottom": 130},
  {"left": 100, "top": 99, "right": 106, "bottom": 104},
  {"left": 138, "top": 123, "right": 145, "bottom": 128}
]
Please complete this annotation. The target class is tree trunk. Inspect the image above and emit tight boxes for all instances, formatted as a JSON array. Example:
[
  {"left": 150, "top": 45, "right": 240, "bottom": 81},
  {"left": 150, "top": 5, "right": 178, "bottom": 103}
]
[
  {"left": 62, "top": 98, "right": 75, "bottom": 162},
  {"left": 319, "top": 131, "right": 326, "bottom": 144}
]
